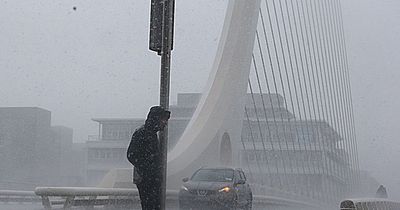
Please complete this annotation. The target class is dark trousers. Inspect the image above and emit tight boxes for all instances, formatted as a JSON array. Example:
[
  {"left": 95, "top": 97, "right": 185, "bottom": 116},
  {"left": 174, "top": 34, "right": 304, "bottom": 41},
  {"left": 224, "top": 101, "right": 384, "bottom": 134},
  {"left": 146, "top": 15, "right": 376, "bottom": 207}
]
[{"left": 136, "top": 178, "right": 161, "bottom": 210}]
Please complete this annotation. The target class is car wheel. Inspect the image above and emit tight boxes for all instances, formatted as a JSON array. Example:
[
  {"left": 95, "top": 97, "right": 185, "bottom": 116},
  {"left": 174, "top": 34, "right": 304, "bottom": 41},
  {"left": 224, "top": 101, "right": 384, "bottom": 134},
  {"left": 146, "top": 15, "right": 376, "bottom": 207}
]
[
  {"left": 179, "top": 205, "right": 190, "bottom": 210},
  {"left": 232, "top": 194, "right": 240, "bottom": 210},
  {"left": 244, "top": 200, "right": 252, "bottom": 210},
  {"left": 179, "top": 201, "right": 190, "bottom": 210}
]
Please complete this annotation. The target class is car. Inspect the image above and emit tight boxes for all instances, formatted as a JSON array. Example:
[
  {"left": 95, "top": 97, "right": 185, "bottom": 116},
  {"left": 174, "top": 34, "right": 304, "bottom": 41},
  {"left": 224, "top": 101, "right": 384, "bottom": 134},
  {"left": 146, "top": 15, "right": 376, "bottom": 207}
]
[{"left": 178, "top": 167, "right": 253, "bottom": 210}]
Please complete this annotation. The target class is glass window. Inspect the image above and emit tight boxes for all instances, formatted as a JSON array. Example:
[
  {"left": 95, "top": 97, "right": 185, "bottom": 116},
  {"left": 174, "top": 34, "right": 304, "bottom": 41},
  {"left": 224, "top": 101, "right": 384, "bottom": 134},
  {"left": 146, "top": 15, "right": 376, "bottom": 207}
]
[
  {"left": 239, "top": 171, "right": 247, "bottom": 181},
  {"left": 191, "top": 169, "right": 234, "bottom": 182},
  {"left": 112, "top": 149, "right": 120, "bottom": 159},
  {"left": 100, "top": 150, "right": 106, "bottom": 158},
  {"left": 234, "top": 170, "right": 240, "bottom": 180},
  {"left": 248, "top": 153, "right": 255, "bottom": 162},
  {"left": 88, "top": 150, "right": 95, "bottom": 159}
]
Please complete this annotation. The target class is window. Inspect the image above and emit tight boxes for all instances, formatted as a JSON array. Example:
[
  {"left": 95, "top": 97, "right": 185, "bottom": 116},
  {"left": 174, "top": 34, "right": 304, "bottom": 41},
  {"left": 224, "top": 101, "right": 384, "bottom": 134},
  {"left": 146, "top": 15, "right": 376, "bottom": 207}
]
[
  {"left": 248, "top": 153, "right": 255, "bottom": 162},
  {"left": 95, "top": 150, "right": 100, "bottom": 159},
  {"left": 191, "top": 169, "right": 234, "bottom": 182},
  {"left": 112, "top": 149, "right": 120, "bottom": 159},
  {"left": 234, "top": 170, "right": 240, "bottom": 181},
  {"left": 100, "top": 150, "right": 105, "bottom": 158},
  {"left": 239, "top": 171, "right": 247, "bottom": 181},
  {"left": 88, "top": 150, "right": 95, "bottom": 159}
]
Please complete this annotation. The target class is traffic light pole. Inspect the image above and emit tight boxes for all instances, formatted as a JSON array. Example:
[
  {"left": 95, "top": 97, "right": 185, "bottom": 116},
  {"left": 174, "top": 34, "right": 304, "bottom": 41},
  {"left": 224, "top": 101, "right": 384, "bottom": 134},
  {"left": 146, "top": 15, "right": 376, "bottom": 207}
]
[
  {"left": 158, "top": 0, "right": 174, "bottom": 209},
  {"left": 148, "top": 0, "right": 174, "bottom": 208}
]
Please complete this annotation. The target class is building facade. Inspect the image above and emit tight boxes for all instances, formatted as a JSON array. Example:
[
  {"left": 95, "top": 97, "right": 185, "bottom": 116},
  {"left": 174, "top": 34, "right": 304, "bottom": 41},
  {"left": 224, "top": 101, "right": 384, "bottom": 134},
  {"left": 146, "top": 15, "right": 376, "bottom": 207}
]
[
  {"left": 85, "top": 93, "right": 200, "bottom": 186},
  {"left": 0, "top": 107, "right": 85, "bottom": 189},
  {"left": 240, "top": 93, "right": 354, "bottom": 203},
  {"left": 85, "top": 93, "right": 355, "bottom": 203}
]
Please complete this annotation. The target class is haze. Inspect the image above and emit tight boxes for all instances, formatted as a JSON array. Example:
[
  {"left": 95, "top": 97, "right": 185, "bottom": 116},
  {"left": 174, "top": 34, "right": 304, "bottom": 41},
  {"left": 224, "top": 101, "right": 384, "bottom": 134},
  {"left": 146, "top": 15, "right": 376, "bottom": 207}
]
[{"left": 1, "top": 0, "right": 400, "bottom": 201}]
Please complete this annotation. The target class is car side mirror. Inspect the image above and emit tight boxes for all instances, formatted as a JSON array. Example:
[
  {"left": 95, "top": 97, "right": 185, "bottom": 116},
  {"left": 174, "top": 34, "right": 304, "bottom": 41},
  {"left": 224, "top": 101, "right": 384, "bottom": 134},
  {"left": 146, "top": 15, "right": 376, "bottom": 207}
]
[
  {"left": 236, "top": 179, "right": 245, "bottom": 185},
  {"left": 182, "top": 177, "right": 189, "bottom": 182}
]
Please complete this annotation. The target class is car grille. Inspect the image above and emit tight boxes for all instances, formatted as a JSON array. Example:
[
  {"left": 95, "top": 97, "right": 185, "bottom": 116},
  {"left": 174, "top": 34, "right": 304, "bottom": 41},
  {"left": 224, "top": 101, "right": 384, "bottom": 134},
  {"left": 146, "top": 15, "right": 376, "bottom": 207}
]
[{"left": 189, "top": 189, "right": 215, "bottom": 196}]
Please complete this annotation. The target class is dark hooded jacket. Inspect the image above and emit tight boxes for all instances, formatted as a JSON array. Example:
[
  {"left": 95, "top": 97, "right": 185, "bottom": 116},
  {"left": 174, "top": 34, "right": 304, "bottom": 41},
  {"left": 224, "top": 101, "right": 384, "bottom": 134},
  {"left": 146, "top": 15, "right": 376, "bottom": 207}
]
[{"left": 127, "top": 106, "right": 170, "bottom": 181}]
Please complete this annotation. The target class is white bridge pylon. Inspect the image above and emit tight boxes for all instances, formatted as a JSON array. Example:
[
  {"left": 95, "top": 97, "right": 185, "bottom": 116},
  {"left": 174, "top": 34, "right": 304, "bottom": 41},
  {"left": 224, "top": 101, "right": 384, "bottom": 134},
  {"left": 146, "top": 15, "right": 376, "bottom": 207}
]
[
  {"left": 100, "top": 0, "right": 262, "bottom": 188},
  {"left": 167, "top": 0, "right": 261, "bottom": 184}
]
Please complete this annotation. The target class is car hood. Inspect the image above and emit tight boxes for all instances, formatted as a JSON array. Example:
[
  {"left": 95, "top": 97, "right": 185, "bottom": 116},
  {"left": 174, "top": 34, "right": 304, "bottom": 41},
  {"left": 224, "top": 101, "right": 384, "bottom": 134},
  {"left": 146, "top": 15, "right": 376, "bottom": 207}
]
[{"left": 183, "top": 181, "right": 232, "bottom": 191}]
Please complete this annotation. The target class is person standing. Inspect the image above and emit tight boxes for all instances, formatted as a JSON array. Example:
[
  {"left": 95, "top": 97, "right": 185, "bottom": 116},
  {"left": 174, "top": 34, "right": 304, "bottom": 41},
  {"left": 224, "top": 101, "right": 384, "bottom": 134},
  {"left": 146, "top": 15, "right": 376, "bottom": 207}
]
[
  {"left": 127, "top": 106, "right": 170, "bottom": 210},
  {"left": 376, "top": 185, "right": 388, "bottom": 199}
]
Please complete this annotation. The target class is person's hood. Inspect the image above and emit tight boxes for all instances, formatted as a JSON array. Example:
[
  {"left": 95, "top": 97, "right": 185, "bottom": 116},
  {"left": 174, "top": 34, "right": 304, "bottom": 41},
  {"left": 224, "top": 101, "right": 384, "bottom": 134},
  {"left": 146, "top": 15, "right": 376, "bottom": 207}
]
[{"left": 144, "top": 106, "right": 170, "bottom": 132}]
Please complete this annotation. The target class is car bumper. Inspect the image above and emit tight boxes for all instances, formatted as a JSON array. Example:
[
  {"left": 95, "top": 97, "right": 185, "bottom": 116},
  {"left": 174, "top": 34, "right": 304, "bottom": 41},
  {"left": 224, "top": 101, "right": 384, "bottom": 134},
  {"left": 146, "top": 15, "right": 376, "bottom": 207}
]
[{"left": 179, "top": 191, "right": 235, "bottom": 209}]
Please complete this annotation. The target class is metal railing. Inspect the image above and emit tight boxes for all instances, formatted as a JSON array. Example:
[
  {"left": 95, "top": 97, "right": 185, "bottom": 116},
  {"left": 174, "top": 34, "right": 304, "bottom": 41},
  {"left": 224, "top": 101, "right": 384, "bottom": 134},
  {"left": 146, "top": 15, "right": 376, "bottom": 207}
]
[
  {"left": 0, "top": 190, "right": 41, "bottom": 203},
  {"left": 340, "top": 198, "right": 400, "bottom": 210},
  {"left": 34, "top": 187, "right": 319, "bottom": 209},
  {"left": 35, "top": 187, "right": 178, "bottom": 209}
]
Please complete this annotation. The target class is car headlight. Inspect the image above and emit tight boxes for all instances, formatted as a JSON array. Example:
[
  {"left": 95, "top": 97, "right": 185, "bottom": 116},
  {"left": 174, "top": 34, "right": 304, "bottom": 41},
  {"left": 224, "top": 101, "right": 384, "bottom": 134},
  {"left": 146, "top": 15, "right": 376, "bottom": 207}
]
[
  {"left": 181, "top": 186, "right": 189, "bottom": 191},
  {"left": 218, "top": 187, "right": 231, "bottom": 193}
]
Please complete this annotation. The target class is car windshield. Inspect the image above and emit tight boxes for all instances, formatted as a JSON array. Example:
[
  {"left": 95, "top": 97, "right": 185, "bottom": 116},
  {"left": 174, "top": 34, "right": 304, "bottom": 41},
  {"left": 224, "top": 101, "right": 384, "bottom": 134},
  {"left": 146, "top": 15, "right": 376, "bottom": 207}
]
[{"left": 191, "top": 169, "right": 234, "bottom": 182}]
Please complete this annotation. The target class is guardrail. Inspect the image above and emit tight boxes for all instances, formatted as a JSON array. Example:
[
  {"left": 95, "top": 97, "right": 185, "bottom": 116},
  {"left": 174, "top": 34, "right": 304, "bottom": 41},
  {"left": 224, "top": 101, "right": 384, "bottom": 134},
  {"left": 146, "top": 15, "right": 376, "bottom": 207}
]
[
  {"left": 35, "top": 187, "right": 178, "bottom": 209},
  {"left": 0, "top": 190, "right": 41, "bottom": 203},
  {"left": 35, "top": 187, "right": 319, "bottom": 209},
  {"left": 253, "top": 194, "right": 320, "bottom": 208},
  {"left": 340, "top": 198, "right": 400, "bottom": 210}
]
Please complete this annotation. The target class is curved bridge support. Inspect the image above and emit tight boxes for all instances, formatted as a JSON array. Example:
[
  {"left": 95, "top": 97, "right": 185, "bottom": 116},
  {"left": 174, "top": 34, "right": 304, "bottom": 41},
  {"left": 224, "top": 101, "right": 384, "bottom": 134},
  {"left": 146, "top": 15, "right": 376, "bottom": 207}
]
[
  {"left": 99, "top": 0, "right": 262, "bottom": 189},
  {"left": 167, "top": 0, "right": 262, "bottom": 188}
]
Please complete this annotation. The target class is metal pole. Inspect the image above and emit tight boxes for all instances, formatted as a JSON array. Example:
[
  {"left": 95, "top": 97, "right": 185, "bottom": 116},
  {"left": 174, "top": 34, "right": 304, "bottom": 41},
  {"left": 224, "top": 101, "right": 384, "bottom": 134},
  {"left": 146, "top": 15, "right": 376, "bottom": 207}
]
[{"left": 159, "top": 0, "right": 174, "bottom": 209}]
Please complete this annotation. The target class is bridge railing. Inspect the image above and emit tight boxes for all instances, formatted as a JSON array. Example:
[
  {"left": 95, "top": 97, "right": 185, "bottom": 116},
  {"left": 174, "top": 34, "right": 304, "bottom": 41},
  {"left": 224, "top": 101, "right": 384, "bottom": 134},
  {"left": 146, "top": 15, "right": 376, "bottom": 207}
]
[
  {"left": 249, "top": 183, "right": 326, "bottom": 207},
  {"left": 35, "top": 187, "right": 178, "bottom": 209},
  {"left": 340, "top": 198, "right": 400, "bottom": 210},
  {"left": 0, "top": 190, "right": 41, "bottom": 203},
  {"left": 34, "top": 186, "right": 319, "bottom": 209}
]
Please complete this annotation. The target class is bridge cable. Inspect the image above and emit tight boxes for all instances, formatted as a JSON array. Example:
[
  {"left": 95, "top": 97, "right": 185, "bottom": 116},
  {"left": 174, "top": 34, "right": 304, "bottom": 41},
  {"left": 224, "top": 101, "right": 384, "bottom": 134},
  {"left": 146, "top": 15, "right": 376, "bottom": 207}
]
[
  {"left": 257, "top": 6, "right": 298, "bottom": 189},
  {"left": 299, "top": 0, "right": 337, "bottom": 201},
  {"left": 313, "top": 0, "right": 346, "bottom": 198},
  {"left": 334, "top": 0, "right": 361, "bottom": 184},
  {"left": 239, "top": 116, "right": 256, "bottom": 183},
  {"left": 288, "top": 0, "right": 331, "bottom": 200},
  {"left": 261, "top": 0, "right": 295, "bottom": 190},
  {"left": 257, "top": 5, "right": 290, "bottom": 191},
  {"left": 244, "top": 104, "right": 264, "bottom": 184},
  {"left": 270, "top": 0, "right": 303, "bottom": 183},
  {"left": 309, "top": 0, "right": 346, "bottom": 200},
  {"left": 274, "top": 0, "right": 317, "bottom": 198},
  {"left": 328, "top": 0, "right": 357, "bottom": 188},
  {"left": 284, "top": 0, "right": 333, "bottom": 201},
  {"left": 321, "top": 0, "right": 353, "bottom": 193},
  {"left": 335, "top": 0, "right": 359, "bottom": 186},
  {"left": 251, "top": 50, "right": 283, "bottom": 188},
  {"left": 285, "top": 0, "right": 336, "bottom": 199},
  {"left": 247, "top": 69, "right": 274, "bottom": 187},
  {"left": 245, "top": 0, "right": 357, "bottom": 201}
]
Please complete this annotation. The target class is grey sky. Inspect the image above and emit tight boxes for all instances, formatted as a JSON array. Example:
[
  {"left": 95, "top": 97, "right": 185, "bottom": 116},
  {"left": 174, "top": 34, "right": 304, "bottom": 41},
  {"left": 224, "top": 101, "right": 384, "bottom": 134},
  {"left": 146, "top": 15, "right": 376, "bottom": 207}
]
[
  {"left": 1, "top": 0, "right": 400, "bottom": 200},
  {"left": 0, "top": 0, "right": 225, "bottom": 140}
]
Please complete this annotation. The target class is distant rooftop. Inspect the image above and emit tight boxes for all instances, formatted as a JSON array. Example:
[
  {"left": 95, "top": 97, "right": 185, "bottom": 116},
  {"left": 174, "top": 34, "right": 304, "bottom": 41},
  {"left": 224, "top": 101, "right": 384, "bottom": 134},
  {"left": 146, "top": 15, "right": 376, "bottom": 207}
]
[
  {"left": 0, "top": 106, "right": 50, "bottom": 112},
  {"left": 92, "top": 118, "right": 144, "bottom": 123},
  {"left": 176, "top": 93, "right": 202, "bottom": 108}
]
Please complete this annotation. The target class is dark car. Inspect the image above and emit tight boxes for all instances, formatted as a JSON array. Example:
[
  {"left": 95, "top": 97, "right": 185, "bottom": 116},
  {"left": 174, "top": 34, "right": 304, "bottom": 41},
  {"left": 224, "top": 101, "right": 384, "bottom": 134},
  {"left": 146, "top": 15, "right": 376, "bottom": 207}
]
[{"left": 178, "top": 167, "right": 252, "bottom": 210}]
